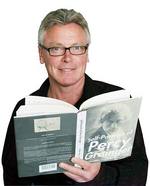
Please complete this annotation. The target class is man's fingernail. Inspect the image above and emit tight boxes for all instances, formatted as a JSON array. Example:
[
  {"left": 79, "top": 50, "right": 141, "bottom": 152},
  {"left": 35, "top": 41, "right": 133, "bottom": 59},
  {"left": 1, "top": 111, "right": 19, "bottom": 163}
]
[
  {"left": 71, "top": 157, "right": 76, "bottom": 162},
  {"left": 59, "top": 162, "right": 63, "bottom": 167}
]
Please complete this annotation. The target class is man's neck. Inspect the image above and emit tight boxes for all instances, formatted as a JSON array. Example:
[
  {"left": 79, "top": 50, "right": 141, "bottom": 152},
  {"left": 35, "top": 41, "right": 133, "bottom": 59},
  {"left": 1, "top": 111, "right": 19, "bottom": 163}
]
[{"left": 48, "top": 76, "right": 85, "bottom": 105}]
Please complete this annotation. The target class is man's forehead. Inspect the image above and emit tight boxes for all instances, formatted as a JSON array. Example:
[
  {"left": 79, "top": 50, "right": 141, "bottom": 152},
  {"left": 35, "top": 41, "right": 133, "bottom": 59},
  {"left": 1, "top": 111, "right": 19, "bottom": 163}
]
[{"left": 43, "top": 24, "right": 88, "bottom": 46}]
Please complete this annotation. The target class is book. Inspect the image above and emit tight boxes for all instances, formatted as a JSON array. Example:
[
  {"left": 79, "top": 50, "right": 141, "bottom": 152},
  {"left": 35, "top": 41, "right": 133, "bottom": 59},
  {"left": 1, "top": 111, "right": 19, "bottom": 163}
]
[{"left": 14, "top": 90, "right": 141, "bottom": 177}]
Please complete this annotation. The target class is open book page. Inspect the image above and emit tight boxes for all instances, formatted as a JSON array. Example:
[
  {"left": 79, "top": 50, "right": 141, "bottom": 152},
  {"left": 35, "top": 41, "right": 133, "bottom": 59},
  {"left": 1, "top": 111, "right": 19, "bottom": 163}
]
[
  {"left": 79, "top": 90, "right": 130, "bottom": 111},
  {"left": 16, "top": 104, "right": 78, "bottom": 117},
  {"left": 26, "top": 96, "right": 75, "bottom": 109}
]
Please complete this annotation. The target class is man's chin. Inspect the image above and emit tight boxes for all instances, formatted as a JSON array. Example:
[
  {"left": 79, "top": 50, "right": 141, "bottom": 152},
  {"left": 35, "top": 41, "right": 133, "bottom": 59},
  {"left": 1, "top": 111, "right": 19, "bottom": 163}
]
[
  {"left": 58, "top": 79, "right": 78, "bottom": 87},
  {"left": 49, "top": 73, "right": 85, "bottom": 87},
  {"left": 58, "top": 76, "right": 84, "bottom": 87}
]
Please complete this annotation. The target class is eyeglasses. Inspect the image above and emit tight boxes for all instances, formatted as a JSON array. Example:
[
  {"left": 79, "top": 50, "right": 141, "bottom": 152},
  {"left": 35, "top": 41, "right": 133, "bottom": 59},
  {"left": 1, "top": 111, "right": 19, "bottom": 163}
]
[{"left": 39, "top": 44, "right": 89, "bottom": 56}]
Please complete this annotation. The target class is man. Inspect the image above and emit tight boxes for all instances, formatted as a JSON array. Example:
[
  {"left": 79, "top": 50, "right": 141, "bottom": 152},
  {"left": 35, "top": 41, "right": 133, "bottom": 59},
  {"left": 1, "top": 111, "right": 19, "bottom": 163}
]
[{"left": 2, "top": 8, "right": 148, "bottom": 185}]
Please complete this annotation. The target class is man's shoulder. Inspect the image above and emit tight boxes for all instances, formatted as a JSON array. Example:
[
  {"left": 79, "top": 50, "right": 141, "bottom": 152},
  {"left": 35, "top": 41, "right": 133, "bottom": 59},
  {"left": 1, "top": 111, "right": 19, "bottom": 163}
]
[
  {"left": 11, "top": 98, "right": 25, "bottom": 116},
  {"left": 86, "top": 74, "right": 123, "bottom": 95},
  {"left": 93, "top": 79, "right": 123, "bottom": 92}
]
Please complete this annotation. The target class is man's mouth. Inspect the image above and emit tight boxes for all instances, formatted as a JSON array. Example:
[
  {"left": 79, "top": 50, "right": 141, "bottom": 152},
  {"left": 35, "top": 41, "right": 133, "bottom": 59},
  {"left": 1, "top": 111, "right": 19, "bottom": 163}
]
[{"left": 59, "top": 68, "right": 75, "bottom": 72}]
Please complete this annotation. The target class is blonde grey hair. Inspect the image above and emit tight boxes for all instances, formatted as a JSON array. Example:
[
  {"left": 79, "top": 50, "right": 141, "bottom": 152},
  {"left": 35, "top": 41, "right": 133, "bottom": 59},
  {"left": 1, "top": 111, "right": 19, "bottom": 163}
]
[{"left": 38, "top": 9, "right": 91, "bottom": 45}]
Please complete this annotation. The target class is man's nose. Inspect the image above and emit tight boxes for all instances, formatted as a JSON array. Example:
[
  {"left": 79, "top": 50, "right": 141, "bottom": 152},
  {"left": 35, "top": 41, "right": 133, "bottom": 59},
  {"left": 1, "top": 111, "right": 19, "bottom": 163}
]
[{"left": 63, "top": 49, "right": 72, "bottom": 62}]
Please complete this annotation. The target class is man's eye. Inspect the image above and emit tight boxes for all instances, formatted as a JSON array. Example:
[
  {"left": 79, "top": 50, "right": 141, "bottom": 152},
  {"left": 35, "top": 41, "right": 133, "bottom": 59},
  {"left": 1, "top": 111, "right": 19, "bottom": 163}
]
[
  {"left": 72, "top": 46, "right": 81, "bottom": 50},
  {"left": 50, "top": 47, "right": 62, "bottom": 52}
]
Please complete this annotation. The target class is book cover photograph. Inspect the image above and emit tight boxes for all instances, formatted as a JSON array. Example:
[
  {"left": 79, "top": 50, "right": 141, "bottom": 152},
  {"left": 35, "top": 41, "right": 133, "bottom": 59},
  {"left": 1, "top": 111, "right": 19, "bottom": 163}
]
[
  {"left": 80, "top": 98, "right": 141, "bottom": 162},
  {"left": 13, "top": 90, "right": 141, "bottom": 177}
]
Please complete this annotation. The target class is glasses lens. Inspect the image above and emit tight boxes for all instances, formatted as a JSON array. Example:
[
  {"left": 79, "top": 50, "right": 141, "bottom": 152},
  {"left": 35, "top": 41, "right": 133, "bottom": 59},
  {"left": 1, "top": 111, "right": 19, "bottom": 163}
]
[
  {"left": 49, "top": 47, "right": 64, "bottom": 56},
  {"left": 70, "top": 46, "right": 86, "bottom": 55}
]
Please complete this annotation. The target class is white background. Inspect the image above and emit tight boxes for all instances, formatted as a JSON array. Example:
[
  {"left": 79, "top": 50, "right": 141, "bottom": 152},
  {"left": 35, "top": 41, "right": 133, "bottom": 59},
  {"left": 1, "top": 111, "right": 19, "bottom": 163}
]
[{"left": 0, "top": 0, "right": 149, "bottom": 185}]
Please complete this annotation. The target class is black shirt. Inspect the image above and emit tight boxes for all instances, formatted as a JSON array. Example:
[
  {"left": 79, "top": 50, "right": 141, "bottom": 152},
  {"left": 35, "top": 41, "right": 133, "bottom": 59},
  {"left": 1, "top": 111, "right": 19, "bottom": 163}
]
[{"left": 2, "top": 74, "right": 148, "bottom": 185}]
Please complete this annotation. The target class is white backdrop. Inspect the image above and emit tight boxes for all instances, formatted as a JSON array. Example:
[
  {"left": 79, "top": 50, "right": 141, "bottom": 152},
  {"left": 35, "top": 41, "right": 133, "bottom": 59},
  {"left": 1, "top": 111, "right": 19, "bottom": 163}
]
[{"left": 0, "top": 0, "right": 149, "bottom": 185}]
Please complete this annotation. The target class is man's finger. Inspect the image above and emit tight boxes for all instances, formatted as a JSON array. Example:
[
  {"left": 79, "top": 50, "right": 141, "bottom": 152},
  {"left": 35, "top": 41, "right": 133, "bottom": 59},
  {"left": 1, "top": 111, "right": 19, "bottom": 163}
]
[
  {"left": 71, "top": 157, "right": 100, "bottom": 170},
  {"left": 59, "top": 162, "right": 85, "bottom": 177}
]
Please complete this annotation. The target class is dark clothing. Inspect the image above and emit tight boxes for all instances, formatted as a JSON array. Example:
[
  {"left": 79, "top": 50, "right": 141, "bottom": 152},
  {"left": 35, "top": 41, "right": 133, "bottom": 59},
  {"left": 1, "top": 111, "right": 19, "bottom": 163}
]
[{"left": 2, "top": 74, "right": 148, "bottom": 185}]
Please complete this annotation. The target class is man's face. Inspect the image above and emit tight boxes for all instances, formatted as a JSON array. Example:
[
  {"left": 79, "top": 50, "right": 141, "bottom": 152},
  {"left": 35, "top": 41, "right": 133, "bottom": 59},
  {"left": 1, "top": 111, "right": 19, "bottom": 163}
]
[
  {"left": 39, "top": 23, "right": 89, "bottom": 87},
  {"left": 102, "top": 120, "right": 118, "bottom": 134}
]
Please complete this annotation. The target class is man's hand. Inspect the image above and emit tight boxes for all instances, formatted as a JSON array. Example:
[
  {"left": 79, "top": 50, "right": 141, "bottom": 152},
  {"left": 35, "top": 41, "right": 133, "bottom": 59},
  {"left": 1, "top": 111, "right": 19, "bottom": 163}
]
[{"left": 59, "top": 157, "right": 101, "bottom": 183}]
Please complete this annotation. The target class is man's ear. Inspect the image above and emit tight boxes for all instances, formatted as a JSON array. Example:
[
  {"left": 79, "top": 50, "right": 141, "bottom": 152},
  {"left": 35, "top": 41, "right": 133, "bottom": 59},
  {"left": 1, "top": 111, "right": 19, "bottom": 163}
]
[{"left": 38, "top": 47, "right": 45, "bottom": 64}]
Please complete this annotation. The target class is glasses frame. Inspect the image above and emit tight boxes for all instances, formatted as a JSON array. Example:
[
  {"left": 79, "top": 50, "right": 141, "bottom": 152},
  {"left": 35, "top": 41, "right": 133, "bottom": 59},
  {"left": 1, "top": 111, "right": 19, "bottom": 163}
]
[{"left": 39, "top": 44, "right": 89, "bottom": 56}]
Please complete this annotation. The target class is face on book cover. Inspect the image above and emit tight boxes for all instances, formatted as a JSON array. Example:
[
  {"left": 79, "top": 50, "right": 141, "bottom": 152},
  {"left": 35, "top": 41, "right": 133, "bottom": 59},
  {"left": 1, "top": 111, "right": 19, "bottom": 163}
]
[{"left": 39, "top": 23, "right": 89, "bottom": 87}]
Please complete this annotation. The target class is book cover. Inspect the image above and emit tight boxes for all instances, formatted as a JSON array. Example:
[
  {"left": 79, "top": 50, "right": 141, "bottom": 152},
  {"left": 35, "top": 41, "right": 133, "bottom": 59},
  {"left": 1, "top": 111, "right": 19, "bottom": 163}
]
[
  {"left": 75, "top": 98, "right": 141, "bottom": 162},
  {"left": 14, "top": 113, "right": 77, "bottom": 177}
]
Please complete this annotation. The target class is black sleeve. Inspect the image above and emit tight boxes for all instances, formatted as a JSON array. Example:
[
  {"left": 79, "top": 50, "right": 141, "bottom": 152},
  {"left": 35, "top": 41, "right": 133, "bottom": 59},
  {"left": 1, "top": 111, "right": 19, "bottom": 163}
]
[
  {"left": 75, "top": 120, "right": 148, "bottom": 186},
  {"left": 1, "top": 99, "right": 34, "bottom": 185}
]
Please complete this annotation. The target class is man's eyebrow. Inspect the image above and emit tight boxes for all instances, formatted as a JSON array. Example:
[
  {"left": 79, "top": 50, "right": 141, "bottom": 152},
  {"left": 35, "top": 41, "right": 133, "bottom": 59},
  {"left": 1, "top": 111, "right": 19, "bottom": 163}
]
[
  {"left": 47, "top": 42, "right": 64, "bottom": 47},
  {"left": 71, "top": 43, "right": 86, "bottom": 46}
]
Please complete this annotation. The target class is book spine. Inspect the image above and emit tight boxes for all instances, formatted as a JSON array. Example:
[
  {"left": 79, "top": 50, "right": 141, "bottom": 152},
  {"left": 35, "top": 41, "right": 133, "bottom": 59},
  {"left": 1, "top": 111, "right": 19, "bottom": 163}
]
[{"left": 75, "top": 111, "right": 87, "bottom": 159}]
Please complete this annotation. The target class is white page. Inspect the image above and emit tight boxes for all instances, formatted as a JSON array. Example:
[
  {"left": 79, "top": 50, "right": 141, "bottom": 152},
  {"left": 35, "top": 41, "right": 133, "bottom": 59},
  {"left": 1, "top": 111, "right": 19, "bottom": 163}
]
[
  {"left": 26, "top": 96, "right": 76, "bottom": 109},
  {"left": 80, "top": 90, "right": 130, "bottom": 111}
]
